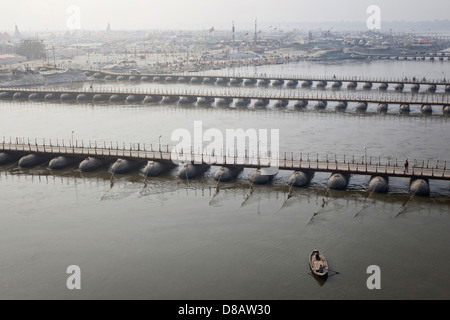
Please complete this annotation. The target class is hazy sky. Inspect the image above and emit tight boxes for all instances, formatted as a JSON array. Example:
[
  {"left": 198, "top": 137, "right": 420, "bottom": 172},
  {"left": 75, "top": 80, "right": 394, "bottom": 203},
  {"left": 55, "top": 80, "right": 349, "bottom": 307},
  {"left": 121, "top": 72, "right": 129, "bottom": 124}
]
[{"left": 1, "top": 0, "right": 449, "bottom": 31}]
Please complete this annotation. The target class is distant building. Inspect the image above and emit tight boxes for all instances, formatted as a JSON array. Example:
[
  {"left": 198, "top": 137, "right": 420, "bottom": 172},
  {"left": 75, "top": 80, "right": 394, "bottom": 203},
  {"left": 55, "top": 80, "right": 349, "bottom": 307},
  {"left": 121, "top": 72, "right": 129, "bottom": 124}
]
[
  {"left": 14, "top": 39, "right": 46, "bottom": 60},
  {"left": 0, "top": 32, "right": 10, "bottom": 45}
]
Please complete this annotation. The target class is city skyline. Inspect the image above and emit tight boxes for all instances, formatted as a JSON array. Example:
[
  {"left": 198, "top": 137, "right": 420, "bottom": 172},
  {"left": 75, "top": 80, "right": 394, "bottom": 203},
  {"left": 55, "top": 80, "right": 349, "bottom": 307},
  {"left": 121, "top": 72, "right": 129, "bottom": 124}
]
[{"left": 1, "top": 0, "right": 450, "bottom": 32}]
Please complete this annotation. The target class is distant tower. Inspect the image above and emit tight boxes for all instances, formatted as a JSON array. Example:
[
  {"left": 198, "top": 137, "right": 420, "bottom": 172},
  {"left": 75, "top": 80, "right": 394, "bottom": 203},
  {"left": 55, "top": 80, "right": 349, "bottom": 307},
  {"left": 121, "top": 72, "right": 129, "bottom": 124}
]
[
  {"left": 13, "top": 24, "right": 22, "bottom": 39},
  {"left": 254, "top": 18, "right": 257, "bottom": 45},
  {"left": 232, "top": 21, "right": 235, "bottom": 44},
  {"left": 106, "top": 22, "right": 111, "bottom": 33}
]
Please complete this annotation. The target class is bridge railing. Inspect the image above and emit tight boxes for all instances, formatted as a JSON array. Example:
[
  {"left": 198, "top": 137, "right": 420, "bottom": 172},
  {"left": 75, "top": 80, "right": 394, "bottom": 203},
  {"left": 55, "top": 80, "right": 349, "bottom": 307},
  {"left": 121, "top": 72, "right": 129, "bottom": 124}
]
[
  {"left": 1, "top": 137, "right": 448, "bottom": 179},
  {"left": 2, "top": 86, "right": 449, "bottom": 105},
  {"left": 82, "top": 68, "right": 450, "bottom": 86}
]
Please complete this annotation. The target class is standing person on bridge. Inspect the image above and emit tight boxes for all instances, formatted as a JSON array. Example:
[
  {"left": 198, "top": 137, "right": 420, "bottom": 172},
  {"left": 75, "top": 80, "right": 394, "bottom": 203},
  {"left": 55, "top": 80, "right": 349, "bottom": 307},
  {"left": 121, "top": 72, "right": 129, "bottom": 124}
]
[{"left": 404, "top": 159, "right": 409, "bottom": 173}]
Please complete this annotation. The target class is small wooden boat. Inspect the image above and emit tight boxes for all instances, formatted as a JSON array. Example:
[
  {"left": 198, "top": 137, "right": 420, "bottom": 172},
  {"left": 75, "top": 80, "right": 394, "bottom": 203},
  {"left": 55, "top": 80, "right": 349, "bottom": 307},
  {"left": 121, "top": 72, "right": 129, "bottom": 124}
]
[{"left": 309, "top": 250, "right": 329, "bottom": 279}]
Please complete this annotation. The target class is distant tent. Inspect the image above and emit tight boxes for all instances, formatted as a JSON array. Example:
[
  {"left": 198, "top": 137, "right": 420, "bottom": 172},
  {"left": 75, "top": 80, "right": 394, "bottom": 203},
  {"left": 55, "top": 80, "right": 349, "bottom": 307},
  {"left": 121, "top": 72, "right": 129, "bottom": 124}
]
[
  {"left": 0, "top": 53, "right": 27, "bottom": 65},
  {"left": 0, "top": 32, "right": 11, "bottom": 44}
]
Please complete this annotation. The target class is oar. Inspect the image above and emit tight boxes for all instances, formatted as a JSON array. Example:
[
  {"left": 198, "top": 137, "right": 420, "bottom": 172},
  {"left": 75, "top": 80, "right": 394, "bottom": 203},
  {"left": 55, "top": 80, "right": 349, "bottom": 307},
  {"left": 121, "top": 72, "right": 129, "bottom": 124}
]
[
  {"left": 328, "top": 269, "right": 341, "bottom": 275},
  {"left": 307, "top": 270, "right": 340, "bottom": 278}
]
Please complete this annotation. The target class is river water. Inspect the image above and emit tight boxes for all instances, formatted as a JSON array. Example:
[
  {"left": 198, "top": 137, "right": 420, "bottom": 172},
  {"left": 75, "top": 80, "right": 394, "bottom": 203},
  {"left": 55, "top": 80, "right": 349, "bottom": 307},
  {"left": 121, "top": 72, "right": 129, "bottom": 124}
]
[{"left": 0, "top": 59, "right": 449, "bottom": 300}]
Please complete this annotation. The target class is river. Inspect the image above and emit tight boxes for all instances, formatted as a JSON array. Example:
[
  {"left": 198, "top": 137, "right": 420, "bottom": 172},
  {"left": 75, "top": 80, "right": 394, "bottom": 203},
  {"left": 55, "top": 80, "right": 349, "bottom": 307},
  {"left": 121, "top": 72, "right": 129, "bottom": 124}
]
[{"left": 0, "top": 58, "right": 449, "bottom": 299}]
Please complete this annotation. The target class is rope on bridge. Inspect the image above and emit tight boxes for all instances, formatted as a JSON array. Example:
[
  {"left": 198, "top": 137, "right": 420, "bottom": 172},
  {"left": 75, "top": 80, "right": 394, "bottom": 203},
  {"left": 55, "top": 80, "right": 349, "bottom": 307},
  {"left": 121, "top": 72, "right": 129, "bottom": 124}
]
[
  {"left": 139, "top": 174, "right": 149, "bottom": 196},
  {"left": 305, "top": 187, "right": 331, "bottom": 228},
  {"left": 208, "top": 174, "right": 222, "bottom": 206},
  {"left": 100, "top": 169, "right": 116, "bottom": 201},
  {"left": 354, "top": 187, "right": 377, "bottom": 218},
  {"left": 394, "top": 189, "right": 418, "bottom": 218},
  {"left": 240, "top": 180, "right": 255, "bottom": 208},
  {"left": 2, "top": 160, "right": 19, "bottom": 171}
]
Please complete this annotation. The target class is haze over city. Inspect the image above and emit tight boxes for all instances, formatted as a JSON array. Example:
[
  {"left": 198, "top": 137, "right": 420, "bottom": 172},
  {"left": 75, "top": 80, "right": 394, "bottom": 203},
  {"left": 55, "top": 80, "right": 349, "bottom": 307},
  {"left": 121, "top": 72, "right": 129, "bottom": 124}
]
[{"left": 2, "top": 0, "right": 450, "bottom": 31}]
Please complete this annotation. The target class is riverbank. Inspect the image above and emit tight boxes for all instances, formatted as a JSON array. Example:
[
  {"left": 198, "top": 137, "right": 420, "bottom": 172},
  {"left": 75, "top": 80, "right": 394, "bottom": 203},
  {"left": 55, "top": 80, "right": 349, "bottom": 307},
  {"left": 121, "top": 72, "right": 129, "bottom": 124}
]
[{"left": 0, "top": 68, "right": 87, "bottom": 87}]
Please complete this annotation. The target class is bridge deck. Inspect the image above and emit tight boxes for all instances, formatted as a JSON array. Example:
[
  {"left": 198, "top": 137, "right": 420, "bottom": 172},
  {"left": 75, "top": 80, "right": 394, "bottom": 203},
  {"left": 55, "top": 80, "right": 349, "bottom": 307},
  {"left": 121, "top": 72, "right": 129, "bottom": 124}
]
[
  {"left": 2, "top": 141, "right": 448, "bottom": 181},
  {"left": 89, "top": 69, "right": 450, "bottom": 86},
  {"left": 1, "top": 87, "right": 449, "bottom": 106},
  {"left": 351, "top": 51, "right": 450, "bottom": 58}
]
